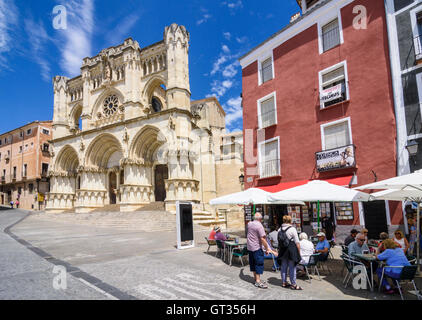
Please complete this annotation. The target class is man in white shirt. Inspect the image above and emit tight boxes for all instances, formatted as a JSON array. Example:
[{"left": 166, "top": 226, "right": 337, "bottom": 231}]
[{"left": 297, "top": 233, "right": 315, "bottom": 275}]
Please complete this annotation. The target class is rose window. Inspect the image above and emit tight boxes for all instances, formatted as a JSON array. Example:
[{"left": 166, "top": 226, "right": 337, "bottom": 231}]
[{"left": 103, "top": 95, "right": 119, "bottom": 116}]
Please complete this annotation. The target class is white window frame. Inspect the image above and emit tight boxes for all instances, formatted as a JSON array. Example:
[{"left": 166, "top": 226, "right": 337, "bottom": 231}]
[
  {"left": 415, "top": 72, "right": 422, "bottom": 123},
  {"left": 320, "top": 117, "right": 353, "bottom": 151},
  {"left": 257, "top": 51, "right": 275, "bottom": 86},
  {"left": 257, "top": 91, "right": 277, "bottom": 129},
  {"left": 318, "top": 60, "right": 350, "bottom": 109},
  {"left": 258, "top": 136, "right": 281, "bottom": 179},
  {"left": 317, "top": 9, "right": 344, "bottom": 54}
]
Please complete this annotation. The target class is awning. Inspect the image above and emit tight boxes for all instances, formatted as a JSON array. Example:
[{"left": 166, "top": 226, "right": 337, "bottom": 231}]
[{"left": 258, "top": 175, "right": 353, "bottom": 193}]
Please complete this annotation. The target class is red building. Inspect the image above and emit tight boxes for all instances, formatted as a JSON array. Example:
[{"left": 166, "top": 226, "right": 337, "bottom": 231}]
[{"left": 239, "top": 0, "right": 403, "bottom": 240}]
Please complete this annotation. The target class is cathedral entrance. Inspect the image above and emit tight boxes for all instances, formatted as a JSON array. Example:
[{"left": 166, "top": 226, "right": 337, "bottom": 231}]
[
  {"left": 154, "top": 165, "right": 168, "bottom": 202},
  {"left": 109, "top": 172, "right": 117, "bottom": 205}
]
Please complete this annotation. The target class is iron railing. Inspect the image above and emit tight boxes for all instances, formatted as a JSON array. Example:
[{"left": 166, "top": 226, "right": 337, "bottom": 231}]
[
  {"left": 322, "top": 26, "right": 340, "bottom": 52},
  {"left": 260, "top": 159, "right": 280, "bottom": 178}
]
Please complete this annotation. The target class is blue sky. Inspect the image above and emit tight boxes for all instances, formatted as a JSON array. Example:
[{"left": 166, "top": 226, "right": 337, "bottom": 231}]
[{"left": 0, "top": 0, "right": 299, "bottom": 133}]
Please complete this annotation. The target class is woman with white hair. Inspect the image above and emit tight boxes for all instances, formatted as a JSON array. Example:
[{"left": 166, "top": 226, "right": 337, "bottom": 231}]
[{"left": 297, "top": 233, "right": 315, "bottom": 276}]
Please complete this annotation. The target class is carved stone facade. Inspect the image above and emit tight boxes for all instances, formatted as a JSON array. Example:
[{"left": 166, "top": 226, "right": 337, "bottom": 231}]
[{"left": 47, "top": 24, "right": 243, "bottom": 214}]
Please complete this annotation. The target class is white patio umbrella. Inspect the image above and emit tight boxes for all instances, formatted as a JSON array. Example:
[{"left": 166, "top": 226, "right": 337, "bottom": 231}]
[
  {"left": 210, "top": 188, "right": 305, "bottom": 206},
  {"left": 356, "top": 171, "right": 422, "bottom": 272},
  {"left": 268, "top": 180, "right": 371, "bottom": 231}
]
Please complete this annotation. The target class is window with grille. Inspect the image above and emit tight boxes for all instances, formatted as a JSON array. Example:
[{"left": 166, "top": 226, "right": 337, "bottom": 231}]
[
  {"left": 320, "top": 65, "right": 347, "bottom": 108},
  {"left": 261, "top": 58, "right": 273, "bottom": 84},
  {"left": 259, "top": 139, "right": 280, "bottom": 178},
  {"left": 323, "top": 121, "right": 351, "bottom": 150},
  {"left": 322, "top": 19, "right": 340, "bottom": 52},
  {"left": 259, "top": 95, "right": 277, "bottom": 128}
]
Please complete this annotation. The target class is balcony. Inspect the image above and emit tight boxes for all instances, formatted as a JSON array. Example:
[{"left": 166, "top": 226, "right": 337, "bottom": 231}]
[
  {"left": 259, "top": 159, "right": 280, "bottom": 179},
  {"left": 1, "top": 176, "right": 5, "bottom": 184},
  {"left": 41, "top": 171, "right": 49, "bottom": 178},
  {"left": 10, "top": 174, "right": 16, "bottom": 182},
  {"left": 316, "top": 144, "right": 356, "bottom": 172}
]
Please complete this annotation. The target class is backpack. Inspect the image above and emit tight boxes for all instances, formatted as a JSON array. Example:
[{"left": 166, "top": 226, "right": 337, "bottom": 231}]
[{"left": 277, "top": 226, "right": 293, "bottom": 249}]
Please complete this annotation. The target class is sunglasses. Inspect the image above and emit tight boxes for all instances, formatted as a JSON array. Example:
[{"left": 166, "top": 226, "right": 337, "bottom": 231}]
[{"left": 356, "top": 238, "right": 365, "bottom": 241}]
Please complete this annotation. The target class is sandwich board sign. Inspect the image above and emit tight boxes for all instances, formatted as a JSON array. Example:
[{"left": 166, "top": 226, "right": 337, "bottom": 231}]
[{"left": 176, "top": 201, "right": 195, "bottom": 250}]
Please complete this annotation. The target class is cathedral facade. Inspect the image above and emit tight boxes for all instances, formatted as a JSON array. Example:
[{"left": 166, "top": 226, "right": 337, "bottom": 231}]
[{"left": 46, "top": 24, "right": 243, "bottom": 214}]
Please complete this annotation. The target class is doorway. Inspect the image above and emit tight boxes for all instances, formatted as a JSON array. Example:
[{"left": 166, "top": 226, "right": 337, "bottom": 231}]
[
  {"left": 109, "top": 172, "right": 117, "bottom": 205},
  {"left": 154, "top": 165, "right": 168, "bottom": 202},
  {"left": 362, "top": 200, "right": 388, "bottom": 239}
]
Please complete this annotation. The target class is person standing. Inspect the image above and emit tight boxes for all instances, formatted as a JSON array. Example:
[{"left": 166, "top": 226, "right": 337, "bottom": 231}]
[
  {"left": 278, "top": 215, "right": 302, "bottom": 290},
  {"left": 247, "top": 213, "right": 275, "bottom": 289},
  {"left": 15, "top": 199, "right": 19, "bottom": 209},
  {"left": 393, "top": 230, "right": 409, "bottom": 254},
  {"left": 408, "top": 218, "right": 417, "bottom": 256},
  {"left": 321, "top": 213, "right": 335, "bottom": 241}
]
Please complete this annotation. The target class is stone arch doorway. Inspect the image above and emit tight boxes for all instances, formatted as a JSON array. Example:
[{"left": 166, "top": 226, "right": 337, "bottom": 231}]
[
  {"left": 154, "top": 165, "right": 168, "bottom": 202},
  {"left": 109, "top": 171, "right": 117, "bottom": 205}
]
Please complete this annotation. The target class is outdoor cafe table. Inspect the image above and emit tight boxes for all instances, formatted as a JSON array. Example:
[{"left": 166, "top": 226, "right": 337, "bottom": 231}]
[
  {"left": 352, "top": 253, "right": 379, "bottom": 291},
  {"left": 224, "top": 241, "right": 247, "bottom": 266}
]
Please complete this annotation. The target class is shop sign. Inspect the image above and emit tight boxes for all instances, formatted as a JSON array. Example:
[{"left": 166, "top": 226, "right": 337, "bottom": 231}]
[
  {"left": 320, "top": 84, "right": 343, "bottom": 105},
  {"left": 316, "top": 144, "right": 355, "bottom": 172}
]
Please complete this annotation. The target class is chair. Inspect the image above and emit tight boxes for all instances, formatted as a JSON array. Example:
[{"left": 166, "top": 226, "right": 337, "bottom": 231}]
[
  {"left": 378, "top": 265, "right": 421, "bottom": 300},
  {"left": 231, "top": 246, "right": 248, "bottom": 267},
  {"left": 205, "top": 237, "right": 216, "bottom": 254},
  {"left": 215, "top": 240, "right": 225, "bottom": 261},
  {"left": 406, "top": 255, "right": 417, "bottom": 265},
  {"left": 328, "top": 240, "right": 335, "bottom": 259},
  {"left": 300, "top": 253, "right": 321, "bottom": 283},
  {"left": 341, "top": 244, "right": 349, "bottom": 255},
  {"left": 318, "top": 250, "right": 332, "bottom": 275},
  {"left": 341, "top": 255, "right": 372, "bottom": 291}
]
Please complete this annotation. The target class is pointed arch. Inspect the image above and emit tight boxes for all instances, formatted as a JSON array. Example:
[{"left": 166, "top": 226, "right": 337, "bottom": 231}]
[
  {"left": 69, "top": 104, "right": 83, "bottom": 130},
  {"left": 55, "top": 145, "right": 80, "bottom": 172},
  {"left": 129, "top": 125, "right": 167, "bottom": 163},
  {"left": 85, "top": 133, "right": 123, "bottom": 168}
]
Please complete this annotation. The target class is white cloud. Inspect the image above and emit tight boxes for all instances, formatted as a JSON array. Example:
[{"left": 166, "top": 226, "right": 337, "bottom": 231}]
[
  {"left": 210, "top": 79, "right": 233, "bottom": 98},
  {"left": 24, "top": 19, "right": 51, "bottom": 81},
  {"left": 58, "top": 0, "right": 94, "bottom": 77},
  {"left": 224, "top": 96, "right": 243, "bottom": 127},
  {"left": 210, "top": 55, "right": 228, "bottom": 76},
  {"left": 236, "top": 36, "right": 248, "bottom": 44},
  {"left": 222, "top": 44, "right": 230, "bottom": 54},
  {"left": 108, "top": 14, "right": 139, "bottom": 45},
  {"left": 222, "top": 61, "right": 239, "bottom": 78},
  {"left": 0, "top": 0, "right": 18, "bottom": 68},
  {"left": 223, "top": 1, "right": 243, "bottom": 9},
  {"left": 197, "top": 13, "right": 212, "bottom": 25},
  {"left": 223, "top": 32, "right": 231, "bottom": 41}
]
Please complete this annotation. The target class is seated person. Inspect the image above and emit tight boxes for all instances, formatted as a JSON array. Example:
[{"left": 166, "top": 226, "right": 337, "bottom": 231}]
[
  {"left": 268, "top": 225, "right": 279, "bottom": 249},
  {"left": 376, "top": 239, "right": 411, "bottom": 294},
  {"left": 208, "top": 226, "right": 219, "bottom": 240},
  {"left": 344, "top": 229, "right": 358, "bottom": 246},
  {"left": 348, "top": 233, "right": 369, "bottom": 257},
  {"left": 297, "top": 233, "right": 315, "bottom": 275},
  {"left": 393, "top": 230, "right": 409, "bottom": 254},
  {"left": 264, "top": 235, "right": 280, "bottom": 271},
  {"left": 315, "top": 232, "right": 330, "bottom": 261},
  {"left": 376, "top": 232, "right": 389, "bottom": 254},
  {"left": 214, "top": 227, "right": 227, "bottom": 242}
]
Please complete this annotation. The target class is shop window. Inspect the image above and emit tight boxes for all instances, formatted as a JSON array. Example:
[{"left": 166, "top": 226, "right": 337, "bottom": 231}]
[
  {"left": 319, "top": 62, "right": 348, "bottom": 109},
  {"left": 258, "top": 92, "right": 277, "bottom": 129},
  {"left": 321, "top": 119, "right": 352, "bottom": 150},
  {"left": 321, "top": 19, "right": 340, "bottom": 52},
  {"left": 258, "top": 137, "right": 280, "bottom": 178}
]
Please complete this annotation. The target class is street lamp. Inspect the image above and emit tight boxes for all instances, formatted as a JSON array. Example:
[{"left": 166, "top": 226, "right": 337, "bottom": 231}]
[{"left": 406, "top": 140, "right": 419, "bottom": 165}]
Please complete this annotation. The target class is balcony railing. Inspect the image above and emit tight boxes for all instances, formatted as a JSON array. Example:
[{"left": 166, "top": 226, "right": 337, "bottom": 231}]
[
  {"left": 260, "top": 159, "right": 280, "bottom": 178},
  {"left": 1, "top": 176, "right": 5, "bottom": 183},
  {"left": 322, "top": 26, "right": 340, "bottom": 52}
]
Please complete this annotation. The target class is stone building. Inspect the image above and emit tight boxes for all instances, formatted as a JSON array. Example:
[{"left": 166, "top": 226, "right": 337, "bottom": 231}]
[
  {"left": 0, "top": 121, "right": 52, "bottom": 210},
  {"left": 46, "top": 24, "right": 243, "bottom": 216}
]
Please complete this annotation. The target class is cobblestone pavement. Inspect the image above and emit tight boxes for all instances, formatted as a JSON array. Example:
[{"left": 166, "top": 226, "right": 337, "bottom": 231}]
[{"left": 5, "top": 208, "right": 421, "bottom": 300}]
